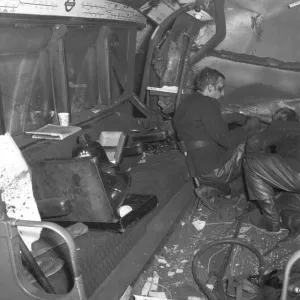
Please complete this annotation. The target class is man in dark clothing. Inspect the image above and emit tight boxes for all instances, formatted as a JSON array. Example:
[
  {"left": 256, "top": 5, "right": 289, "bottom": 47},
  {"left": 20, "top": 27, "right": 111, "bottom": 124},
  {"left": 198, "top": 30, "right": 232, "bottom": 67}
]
[
  {"left": 244, "top": 107, "right": 300, "bottom": 232},
  {"left": 173, "top": 67, "right": 258, "bottom": 202}
]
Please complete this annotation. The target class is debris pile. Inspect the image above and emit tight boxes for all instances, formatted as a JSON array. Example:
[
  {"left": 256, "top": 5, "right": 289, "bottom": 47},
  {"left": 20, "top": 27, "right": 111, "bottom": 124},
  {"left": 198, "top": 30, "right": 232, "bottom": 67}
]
[{"left": 132, "top": 196, "right": 300, "bottom": 300}]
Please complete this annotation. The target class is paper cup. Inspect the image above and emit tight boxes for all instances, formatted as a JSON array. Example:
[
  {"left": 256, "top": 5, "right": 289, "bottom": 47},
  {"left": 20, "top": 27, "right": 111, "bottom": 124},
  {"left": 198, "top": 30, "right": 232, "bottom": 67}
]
[{"left": 58, "top": 112, "right": 70, "bottom": 126}]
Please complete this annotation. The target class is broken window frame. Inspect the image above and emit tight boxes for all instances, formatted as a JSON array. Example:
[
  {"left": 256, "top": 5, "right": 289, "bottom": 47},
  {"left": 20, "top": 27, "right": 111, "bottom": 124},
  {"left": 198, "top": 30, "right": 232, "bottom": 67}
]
[{"left": 0, "top": 19, "right": 139, "bottom": 148}]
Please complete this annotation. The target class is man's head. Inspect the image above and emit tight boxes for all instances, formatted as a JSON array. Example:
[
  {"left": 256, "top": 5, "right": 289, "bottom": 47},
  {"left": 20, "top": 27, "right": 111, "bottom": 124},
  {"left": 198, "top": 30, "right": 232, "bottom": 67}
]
[
  {"left": 272, "top": 107, "right": 300, "bottom": 122},
  {"left": 195, "top": 67, "right": 225, "bottom": 100}
]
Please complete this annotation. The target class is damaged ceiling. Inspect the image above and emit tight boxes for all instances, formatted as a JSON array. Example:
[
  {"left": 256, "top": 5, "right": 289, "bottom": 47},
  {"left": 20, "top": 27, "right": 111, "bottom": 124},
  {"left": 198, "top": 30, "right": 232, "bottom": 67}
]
[
  {"left": 193, "top": 0, "right": 300, "bottom": 100},
  {"left": 130, "top": 0, "right": 300, "bottom": 109},
  {"left": 119, "top": 0, "right": 300, "bottom": 62}
]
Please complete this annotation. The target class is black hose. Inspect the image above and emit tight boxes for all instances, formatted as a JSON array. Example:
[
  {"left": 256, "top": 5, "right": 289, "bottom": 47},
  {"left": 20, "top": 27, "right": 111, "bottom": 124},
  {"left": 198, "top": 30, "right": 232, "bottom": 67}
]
[
  {"left": 192, "top": 239, "right": 266, "bottom": 300},
  {"left": 216, "top": 221, "right": 243, "bottom": 300},
  {"left": 19, "top": 236, "right": 56, "bottom": 294}
]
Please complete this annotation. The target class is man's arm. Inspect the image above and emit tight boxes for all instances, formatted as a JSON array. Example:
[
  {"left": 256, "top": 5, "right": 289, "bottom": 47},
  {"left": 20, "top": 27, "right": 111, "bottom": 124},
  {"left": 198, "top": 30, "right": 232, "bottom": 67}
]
[
  {"left": 245, "top": 120, "right": 300, "bottom": 153},
  {"left": 201, "top": 100, "right": 248, "bottom": 149}
]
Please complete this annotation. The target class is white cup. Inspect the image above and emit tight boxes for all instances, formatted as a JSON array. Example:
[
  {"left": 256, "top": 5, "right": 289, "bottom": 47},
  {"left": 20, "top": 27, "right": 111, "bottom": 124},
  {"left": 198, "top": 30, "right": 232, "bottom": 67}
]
[{"left": 58, "top": 112, "right": 70, "bottom": 126}]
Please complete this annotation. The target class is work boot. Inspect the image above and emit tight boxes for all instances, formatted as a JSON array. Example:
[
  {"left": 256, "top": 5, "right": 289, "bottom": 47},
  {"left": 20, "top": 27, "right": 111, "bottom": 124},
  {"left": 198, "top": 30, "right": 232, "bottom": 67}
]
[
  {"left": 256, "top": 199, "right": 281, "bottom": 232},
  {"left": 195, "top": 185, "right": 225, "bottom": 210}
]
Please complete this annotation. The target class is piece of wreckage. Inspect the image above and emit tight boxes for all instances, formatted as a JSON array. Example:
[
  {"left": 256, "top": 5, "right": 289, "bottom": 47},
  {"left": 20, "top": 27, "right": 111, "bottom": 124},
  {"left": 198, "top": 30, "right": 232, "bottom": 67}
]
[
  {"left": 1, "top": 0, "right": 300, "bottom": 300},
  {"left": 138, "top": 0, "right": 300, "bottom": 300}
]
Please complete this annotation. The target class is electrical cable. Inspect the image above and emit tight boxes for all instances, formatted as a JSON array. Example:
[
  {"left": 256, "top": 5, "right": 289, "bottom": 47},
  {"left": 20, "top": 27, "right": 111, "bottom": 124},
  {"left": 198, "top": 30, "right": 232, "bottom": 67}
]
[
  {"left": 216, "top": 220, "right": 244, "bottom": 300},
  {"left": 192, "top": 239, "right": 266, "bottom": 300}
]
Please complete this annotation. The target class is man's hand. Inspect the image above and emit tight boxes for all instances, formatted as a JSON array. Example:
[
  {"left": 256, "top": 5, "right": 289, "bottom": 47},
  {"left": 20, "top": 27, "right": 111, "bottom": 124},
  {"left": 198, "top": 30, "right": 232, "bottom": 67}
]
[
  {"left": 246, "top": 132, "right": 266, "bottom": 154},
  {"left": 243, "top": 117, "right": 260, "bottom": 132}
]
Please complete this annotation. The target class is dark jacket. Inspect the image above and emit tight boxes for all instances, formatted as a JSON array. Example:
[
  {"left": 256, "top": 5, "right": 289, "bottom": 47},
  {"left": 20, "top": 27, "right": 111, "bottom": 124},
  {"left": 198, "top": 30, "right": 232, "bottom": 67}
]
[
  {"left": 173, "top": 92, "right": 248, "bottom": 174},
  {"left": 246, "top": 120, "right": 300, "bottom": 171}
]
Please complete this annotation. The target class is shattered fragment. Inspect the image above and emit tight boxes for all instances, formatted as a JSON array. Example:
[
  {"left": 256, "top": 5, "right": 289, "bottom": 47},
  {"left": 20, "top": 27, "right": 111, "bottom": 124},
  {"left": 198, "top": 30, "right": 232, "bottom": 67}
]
[
  {"left": 192, "top": 220, "right": 206, "bottom": 231},
  {"left": 141, "top": 278, "right": 152, "bottom": 296}
]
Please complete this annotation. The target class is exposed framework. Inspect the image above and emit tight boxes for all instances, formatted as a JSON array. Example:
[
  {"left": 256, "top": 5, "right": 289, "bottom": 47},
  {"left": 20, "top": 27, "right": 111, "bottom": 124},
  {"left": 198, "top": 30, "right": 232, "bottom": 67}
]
[{"left": 0, "top": 16, "right": 139, "bottom": 147}]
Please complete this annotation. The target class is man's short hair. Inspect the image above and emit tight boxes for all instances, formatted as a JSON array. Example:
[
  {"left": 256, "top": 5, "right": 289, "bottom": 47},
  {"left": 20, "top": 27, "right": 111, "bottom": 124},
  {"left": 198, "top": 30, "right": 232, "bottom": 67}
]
[
  {"left": 195, "top": 67, "right": 225, "bottom": 92},
  {"left": 272, "top": 107, "right": 300, "bottom": 122}
]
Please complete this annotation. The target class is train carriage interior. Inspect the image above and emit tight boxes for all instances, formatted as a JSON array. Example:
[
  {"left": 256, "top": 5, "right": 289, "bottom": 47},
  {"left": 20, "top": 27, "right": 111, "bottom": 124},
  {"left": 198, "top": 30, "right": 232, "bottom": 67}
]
[{"left": 1, "top": 0, "right": 300, "bottom": 300}]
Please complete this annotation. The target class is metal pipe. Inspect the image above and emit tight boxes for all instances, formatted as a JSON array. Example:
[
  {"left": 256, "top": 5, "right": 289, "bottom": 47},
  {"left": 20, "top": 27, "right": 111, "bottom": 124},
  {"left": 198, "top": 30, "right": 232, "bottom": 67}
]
[
  {"left": 131, "top": 93, "right": 172, "bottom": 120},
  {"left": 19, "top": 236, "right": 55, "bottom": 294},
  {"left": 139, "top": 3, "right": 195, "bottom": 103},
  {"left": 0, "top": 84, "right": 6, "bottom": 135},
  {"left": 208, "top": 50, "right": 300, "bottom": 72},
  {"left": 281, "top": 249, "right": 300, "bottom": 300},
  {"left": 175, "top": 0, "right": 226, "bottom": 109},
  {"left": 175, "top": 33, "right": 192, "bottom": 108},
  {"left": 190, "top": 0, "right": 226, "bottom": 66},
  {"left": 11, "top": 219, "right": 80, "bottom": 278}
]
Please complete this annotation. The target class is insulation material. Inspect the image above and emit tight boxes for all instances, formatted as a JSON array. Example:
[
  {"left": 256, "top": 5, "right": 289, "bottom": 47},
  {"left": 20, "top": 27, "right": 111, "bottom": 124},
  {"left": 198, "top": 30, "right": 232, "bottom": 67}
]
[{"left": 0, "top": 133, "right": 41, "bottom": 250}]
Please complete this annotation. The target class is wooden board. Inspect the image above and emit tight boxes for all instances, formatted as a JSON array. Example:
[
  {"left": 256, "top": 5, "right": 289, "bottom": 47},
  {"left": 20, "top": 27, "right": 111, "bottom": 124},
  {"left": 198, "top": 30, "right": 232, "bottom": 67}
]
[{"left": 0, "top": 0, "right": 146, "bottom": 25}]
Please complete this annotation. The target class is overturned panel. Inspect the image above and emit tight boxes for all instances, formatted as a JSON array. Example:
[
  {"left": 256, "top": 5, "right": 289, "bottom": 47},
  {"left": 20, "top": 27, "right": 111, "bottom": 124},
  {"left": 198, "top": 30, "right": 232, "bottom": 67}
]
[{"left": 31, "top": 157, "right": 116, "bottom": 223}]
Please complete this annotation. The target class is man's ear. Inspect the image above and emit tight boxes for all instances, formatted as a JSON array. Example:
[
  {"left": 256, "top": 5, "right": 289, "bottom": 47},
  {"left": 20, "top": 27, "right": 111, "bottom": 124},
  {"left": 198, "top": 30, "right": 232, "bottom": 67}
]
[{"left": 207, "top": 84, "right": 213, "bottom": 93}]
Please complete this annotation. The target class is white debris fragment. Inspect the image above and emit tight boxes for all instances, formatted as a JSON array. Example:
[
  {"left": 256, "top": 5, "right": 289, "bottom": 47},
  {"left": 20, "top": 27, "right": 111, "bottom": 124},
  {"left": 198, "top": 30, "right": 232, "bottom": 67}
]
[
  {"left": 206, "top": 284, "right": 214, "bottom": 290},
  {"left": 240, "top": 226, "right": 251, "bottom": 233},
  {"left": 176, "top": 269, "right": 183, "bottom": 273},
  {"left": 181, "top": 260, "right": 188, "bottom": 264},
  {"left": 149, "top": 291, "right": 168, "bottom": 299},
  {"left": 141, "top": 278, "right": 152, "bottom": 296},
  {"left": 138, "top": 153, "right": 147, "bottom": 164},
  {"left": 157, "top": 258, "right": 168, "bottom": 264},
  {"left": 188, "top": 297, "right": 205, "bottom": 300},
  {"left": 192, "top": 220, "right": 206, "bottom": 231},
  {"left": 150, "top": 271, "right": 159, "bottom": 291},
  {"left": 166, "top": 264, "right": 171, "bottom": 267},
  {"left": 181, "top": 221, "right": 185, "bottom": 226},
  {"left": 168, "top": 271, "right": 175, "bottom": 277}
]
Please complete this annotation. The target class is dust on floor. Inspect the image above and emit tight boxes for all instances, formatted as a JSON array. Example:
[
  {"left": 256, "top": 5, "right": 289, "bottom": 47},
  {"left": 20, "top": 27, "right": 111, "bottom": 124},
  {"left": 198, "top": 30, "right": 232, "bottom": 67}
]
[{"left": 132, "top": 197, "right": 300, "bottom": 300}]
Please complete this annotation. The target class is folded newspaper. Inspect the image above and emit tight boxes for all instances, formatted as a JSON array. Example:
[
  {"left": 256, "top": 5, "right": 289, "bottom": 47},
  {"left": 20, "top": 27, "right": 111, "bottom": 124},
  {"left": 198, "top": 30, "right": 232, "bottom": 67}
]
[{"left": 26, "top": 124, "right": 82, "bottom": 140}]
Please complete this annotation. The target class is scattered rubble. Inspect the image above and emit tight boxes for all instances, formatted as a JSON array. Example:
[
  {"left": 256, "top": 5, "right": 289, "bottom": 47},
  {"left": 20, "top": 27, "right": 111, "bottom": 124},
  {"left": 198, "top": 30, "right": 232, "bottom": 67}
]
[{"left": 133, "top": 199, "right": 299, "bottom": 300}]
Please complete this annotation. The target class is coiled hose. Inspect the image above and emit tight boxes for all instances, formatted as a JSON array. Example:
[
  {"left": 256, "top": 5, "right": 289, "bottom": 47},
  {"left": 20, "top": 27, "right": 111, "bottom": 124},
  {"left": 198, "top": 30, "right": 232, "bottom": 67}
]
[{"left": 192, "top": 239, "right": 266, "bottom": 300}]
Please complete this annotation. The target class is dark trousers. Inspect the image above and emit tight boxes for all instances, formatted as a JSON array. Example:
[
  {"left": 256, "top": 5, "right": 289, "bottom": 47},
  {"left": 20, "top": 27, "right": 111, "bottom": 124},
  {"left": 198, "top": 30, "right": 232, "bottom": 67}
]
[
  {"left": 244, "top": 153, "right": 300, "bottom": 201},
  {"left": 199, "top": 143, "right": 245, "bottom": 184},
  {"left": 196, "top": 143, "right": 245, "bottom": 196}
]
